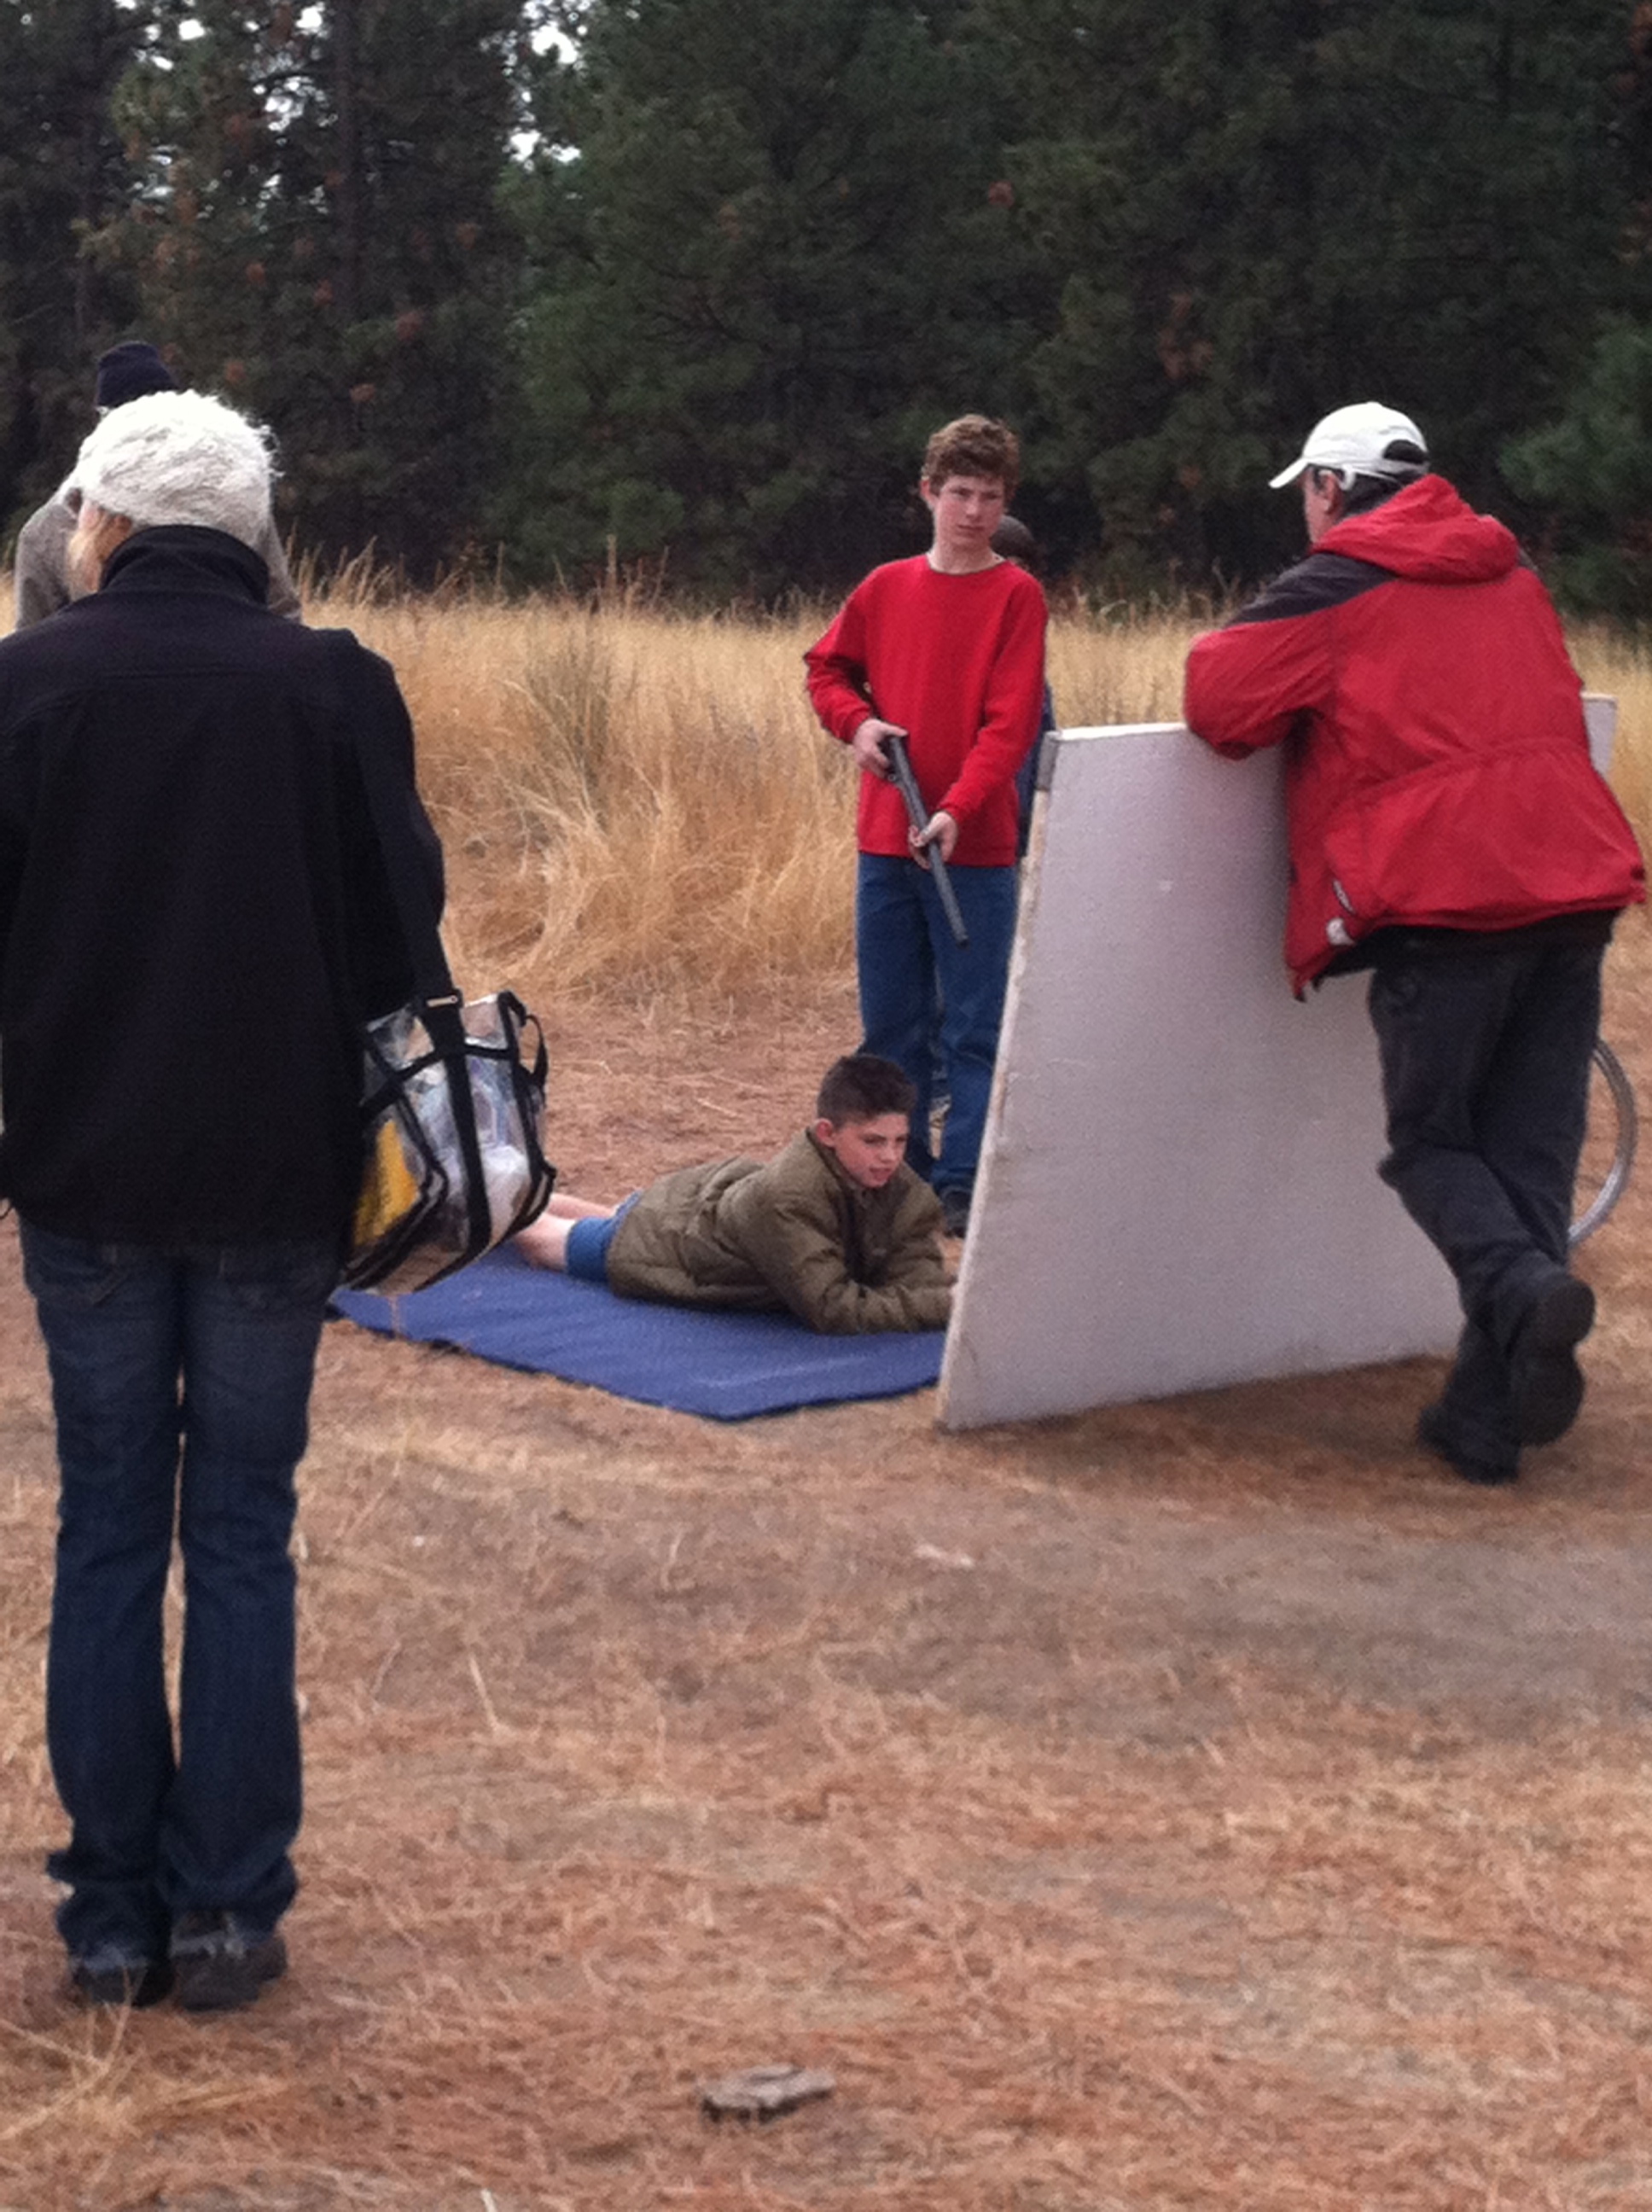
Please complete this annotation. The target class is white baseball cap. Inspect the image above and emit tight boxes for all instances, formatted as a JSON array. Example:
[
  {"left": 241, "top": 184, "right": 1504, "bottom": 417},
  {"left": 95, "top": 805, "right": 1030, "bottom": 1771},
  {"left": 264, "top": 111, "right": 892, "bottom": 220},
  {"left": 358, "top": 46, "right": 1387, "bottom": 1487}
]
[{"left": 1268, "top": 402, "right": 1428, "bottom": 490}]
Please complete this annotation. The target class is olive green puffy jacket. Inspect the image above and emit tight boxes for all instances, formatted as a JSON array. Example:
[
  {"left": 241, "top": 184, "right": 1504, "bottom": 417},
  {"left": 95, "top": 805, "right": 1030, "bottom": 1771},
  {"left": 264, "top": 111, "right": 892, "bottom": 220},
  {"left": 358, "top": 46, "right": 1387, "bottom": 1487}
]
[{"left": 606, "top": 1130, "right": 949, "bottom": 1334}]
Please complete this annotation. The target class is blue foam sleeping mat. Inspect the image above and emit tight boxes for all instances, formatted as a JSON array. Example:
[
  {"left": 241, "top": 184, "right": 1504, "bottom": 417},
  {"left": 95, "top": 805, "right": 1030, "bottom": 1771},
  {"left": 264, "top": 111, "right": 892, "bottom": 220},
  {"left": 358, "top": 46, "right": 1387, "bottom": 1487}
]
[{"left": 330, "top": 1246, "right": 946, "bottom": 1421}]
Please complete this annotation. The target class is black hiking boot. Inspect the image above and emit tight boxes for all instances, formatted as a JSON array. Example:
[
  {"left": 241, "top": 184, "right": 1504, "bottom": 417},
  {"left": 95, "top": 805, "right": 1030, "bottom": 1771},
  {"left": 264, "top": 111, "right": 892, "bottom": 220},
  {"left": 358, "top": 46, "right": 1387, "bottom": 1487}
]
[
  {"left": 1509, "top": 1276, "right": 1595, "bottom": 1447},
  {"left": 68, "top": 1950, "right": 175, "bottom": 2009},
  {"left": 171, "top": 1911, "right": 288, "bottom": 2014},
  {"left": 1416, "top": 1402, "right": 1518, "bottom": 1488}
]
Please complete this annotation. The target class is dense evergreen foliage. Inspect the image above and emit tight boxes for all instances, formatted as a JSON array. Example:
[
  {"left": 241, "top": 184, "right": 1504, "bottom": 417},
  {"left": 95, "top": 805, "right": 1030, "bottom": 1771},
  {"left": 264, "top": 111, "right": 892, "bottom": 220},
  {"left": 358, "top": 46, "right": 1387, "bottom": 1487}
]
[
  {"left": 2, "top": 0, "right": 1649, "bottom": 601},
  {"left": 0, "top": 2, "right": 141, "bottom": 514}
]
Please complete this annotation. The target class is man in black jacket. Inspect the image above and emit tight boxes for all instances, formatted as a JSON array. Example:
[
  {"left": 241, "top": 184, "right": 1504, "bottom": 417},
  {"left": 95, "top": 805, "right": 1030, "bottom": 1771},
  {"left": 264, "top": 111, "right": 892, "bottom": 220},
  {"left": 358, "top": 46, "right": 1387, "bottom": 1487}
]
[{"left": 0, "top": 389, "right": 439, "bottom": 2011}]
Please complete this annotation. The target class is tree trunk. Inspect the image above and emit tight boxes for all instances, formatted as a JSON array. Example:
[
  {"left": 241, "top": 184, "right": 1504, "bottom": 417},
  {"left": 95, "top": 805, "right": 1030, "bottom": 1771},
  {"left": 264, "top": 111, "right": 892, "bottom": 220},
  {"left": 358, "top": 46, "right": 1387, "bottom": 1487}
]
[{"left": 334, "top": 0, "right": 364, "bottom": 325}]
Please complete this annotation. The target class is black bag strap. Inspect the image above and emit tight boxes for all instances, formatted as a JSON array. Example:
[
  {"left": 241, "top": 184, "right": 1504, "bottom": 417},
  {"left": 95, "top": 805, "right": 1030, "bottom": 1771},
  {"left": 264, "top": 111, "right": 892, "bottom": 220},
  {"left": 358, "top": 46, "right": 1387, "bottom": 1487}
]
[{"left": 325, "top": 629, "right": 455, "bottom": 1010}]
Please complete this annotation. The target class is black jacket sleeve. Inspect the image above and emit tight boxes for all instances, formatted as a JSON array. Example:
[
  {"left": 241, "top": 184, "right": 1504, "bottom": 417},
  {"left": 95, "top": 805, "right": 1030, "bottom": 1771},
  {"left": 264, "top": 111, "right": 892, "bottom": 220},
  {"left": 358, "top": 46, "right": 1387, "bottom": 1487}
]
[{"left": 333, "top": 637, "right": 445, "bottom": 1022}]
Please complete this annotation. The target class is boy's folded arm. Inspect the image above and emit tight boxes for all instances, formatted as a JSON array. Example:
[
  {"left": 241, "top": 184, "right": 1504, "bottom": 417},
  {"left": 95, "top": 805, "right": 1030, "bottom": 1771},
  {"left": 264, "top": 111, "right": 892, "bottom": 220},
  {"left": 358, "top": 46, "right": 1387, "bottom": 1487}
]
[
  {"left": 739, "top": 1194, "right": 951, "bottom": 1335},
  {"left": 880, "top": 1182, "right": 952, "bottom": 1293}
]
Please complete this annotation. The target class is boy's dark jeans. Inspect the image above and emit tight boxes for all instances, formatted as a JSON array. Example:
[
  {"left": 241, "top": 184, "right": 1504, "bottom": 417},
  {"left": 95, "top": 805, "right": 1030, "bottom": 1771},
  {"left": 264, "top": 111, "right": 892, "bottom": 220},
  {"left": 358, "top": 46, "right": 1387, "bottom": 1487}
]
[{"left": 1365, "top": 931, "right": 1604, "bottom": 1470}]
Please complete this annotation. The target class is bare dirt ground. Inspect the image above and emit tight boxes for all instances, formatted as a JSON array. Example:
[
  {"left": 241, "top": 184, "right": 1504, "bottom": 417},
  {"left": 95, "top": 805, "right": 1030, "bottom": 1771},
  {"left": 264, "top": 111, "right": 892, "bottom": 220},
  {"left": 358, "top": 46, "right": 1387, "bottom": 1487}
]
[{"left": 3, "top": 936, "right": 1651, "bottom": 2212}]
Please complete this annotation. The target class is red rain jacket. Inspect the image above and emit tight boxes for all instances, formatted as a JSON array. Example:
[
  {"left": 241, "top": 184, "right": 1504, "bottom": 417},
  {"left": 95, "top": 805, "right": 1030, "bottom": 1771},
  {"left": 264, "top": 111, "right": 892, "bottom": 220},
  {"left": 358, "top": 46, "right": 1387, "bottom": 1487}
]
[{"left": 1184, "top": 474, "right": 1644, "bottom": 993}]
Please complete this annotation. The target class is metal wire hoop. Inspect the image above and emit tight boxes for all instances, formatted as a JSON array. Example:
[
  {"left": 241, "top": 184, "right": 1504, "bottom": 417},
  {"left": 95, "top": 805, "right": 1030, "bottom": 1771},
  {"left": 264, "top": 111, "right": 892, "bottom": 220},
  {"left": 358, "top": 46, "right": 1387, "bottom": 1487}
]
[{"left": 1571, "top": 1039, "right": 1637, "bottom": 1247}]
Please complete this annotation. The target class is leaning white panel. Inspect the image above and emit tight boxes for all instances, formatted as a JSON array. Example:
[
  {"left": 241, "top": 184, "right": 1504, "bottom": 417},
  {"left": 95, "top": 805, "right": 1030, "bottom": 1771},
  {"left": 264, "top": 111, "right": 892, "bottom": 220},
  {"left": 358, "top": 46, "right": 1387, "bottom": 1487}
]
[{"left": 938, "top": 722, "right": 1461, "bottom": 1430}]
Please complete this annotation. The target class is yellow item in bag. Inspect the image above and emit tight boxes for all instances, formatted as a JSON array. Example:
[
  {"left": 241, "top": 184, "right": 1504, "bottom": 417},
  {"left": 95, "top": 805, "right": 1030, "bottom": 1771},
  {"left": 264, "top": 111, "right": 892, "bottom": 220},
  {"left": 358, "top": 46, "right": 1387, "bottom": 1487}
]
[{"left": 353, "top": 1116, "right": 422, "bottom": 1248}]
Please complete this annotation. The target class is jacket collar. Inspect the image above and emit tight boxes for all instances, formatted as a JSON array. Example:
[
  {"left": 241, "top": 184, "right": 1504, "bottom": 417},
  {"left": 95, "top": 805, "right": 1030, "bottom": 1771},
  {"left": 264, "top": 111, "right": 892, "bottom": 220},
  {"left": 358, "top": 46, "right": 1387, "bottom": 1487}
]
[
  {"left": 98, "top": 525, "right": 271, "bottom": 604},
  {"left": 804, "top": 1126, "right": 888, "bottom": 1208}
]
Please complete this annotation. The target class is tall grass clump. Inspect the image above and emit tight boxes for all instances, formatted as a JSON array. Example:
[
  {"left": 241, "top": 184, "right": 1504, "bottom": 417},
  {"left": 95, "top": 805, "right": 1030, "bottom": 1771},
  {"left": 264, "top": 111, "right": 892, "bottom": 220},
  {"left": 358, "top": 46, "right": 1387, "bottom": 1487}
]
[
  {"left": 313, "top": 574, "right": 859, "bottom": 1002},
  {"left": 1048, "top": 597, "right": 1212, "bottom": 727},
  {"left": 314, "top": 575, "right": 1220, "bottom": 1006}
]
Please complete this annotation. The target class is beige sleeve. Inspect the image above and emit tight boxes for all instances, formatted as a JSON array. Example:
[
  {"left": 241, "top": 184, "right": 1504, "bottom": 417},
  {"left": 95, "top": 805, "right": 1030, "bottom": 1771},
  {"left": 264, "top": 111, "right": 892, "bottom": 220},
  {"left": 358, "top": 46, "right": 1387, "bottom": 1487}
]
[{"left": 257, "top": 511, "right": 303, "bottom": 620}]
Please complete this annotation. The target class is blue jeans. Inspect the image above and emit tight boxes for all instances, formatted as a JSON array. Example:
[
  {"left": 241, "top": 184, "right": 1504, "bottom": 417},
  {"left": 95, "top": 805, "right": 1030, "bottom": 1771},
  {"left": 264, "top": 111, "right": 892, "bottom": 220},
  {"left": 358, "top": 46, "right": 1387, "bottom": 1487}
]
[
  {"left": 1366, "top": 933, "right": 1603, "bottom": 1469},
  {"left": 855, "top": 853, "right": 1018, "bottom": 1195},
  {"left": 564, "top": 1191, "right": 641, "bottom": 1284},
  {"left": 20, "top": 1223, "right": 338, "bottom": 1966}
]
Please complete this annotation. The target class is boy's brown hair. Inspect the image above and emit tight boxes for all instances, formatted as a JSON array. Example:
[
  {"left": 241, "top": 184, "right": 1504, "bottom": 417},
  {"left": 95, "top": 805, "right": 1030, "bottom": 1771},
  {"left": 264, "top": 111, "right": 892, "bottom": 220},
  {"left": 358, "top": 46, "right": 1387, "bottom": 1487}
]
[
  {"left": 816, "top": 1052, "right": 916, "bottom": 1126},
  {"left": 922, "top": 414, "right": 1021, "bottom": 498}
]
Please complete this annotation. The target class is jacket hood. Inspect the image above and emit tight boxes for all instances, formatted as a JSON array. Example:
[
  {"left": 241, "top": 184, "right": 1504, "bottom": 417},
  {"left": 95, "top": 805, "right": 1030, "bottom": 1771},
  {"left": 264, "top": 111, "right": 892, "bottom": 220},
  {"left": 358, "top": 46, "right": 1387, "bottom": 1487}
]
[{"left": 1318, "top": 474, "right": 1520, "bottom": 585}]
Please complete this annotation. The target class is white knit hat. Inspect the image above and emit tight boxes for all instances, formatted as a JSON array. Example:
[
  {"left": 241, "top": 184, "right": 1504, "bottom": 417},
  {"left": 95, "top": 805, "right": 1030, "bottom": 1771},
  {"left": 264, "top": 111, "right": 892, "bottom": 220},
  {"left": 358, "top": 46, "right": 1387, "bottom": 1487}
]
[
  {"left": 1268, "top": 402, "right": 1428, "bottom": 490},
  {"left": 70, "top": 389, "right": 275, "bottom": 550}
]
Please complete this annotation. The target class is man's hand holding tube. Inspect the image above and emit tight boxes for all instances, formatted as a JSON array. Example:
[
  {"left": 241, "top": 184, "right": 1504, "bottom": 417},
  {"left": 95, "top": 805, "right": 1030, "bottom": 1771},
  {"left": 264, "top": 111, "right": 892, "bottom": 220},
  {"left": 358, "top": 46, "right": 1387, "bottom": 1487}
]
[
  {"left": 851, "top": 717, "right": 902, "bottom": 778},
  {"left": 908, "top": 808, "right": 958, "bottom": 868}
]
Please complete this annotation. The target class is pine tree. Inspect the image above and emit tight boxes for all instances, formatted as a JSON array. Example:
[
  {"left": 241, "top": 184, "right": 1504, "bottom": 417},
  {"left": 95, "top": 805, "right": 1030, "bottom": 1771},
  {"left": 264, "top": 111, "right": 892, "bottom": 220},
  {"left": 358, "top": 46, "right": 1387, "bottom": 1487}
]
[
  {"left": 104, "top": 0, "right": 536, "bottom": 573},
  {"left": 978, "top": 0, "right": 1643, "bottom": 587},
  {"left": 0, "top": 0, "right": 146, "bottom": 537},
  {"left": 499, "top": 0, "right": 1040, "bottom": 594}
]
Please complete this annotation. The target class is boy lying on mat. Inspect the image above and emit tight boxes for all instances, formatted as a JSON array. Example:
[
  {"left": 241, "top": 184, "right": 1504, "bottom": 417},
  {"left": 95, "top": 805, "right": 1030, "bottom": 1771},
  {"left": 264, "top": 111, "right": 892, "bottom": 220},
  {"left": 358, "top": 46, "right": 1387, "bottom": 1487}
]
[{"left": 514, "top": 1053, "right": 951, "bottom": 1334}]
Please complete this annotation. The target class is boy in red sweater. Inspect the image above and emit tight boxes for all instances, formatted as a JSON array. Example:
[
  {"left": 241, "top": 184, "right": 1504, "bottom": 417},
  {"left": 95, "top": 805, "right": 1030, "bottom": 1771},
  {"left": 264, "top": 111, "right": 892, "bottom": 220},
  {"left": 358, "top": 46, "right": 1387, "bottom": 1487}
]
[{"left": 804, "top": 416, "right": 1047, "bottom": 1234}]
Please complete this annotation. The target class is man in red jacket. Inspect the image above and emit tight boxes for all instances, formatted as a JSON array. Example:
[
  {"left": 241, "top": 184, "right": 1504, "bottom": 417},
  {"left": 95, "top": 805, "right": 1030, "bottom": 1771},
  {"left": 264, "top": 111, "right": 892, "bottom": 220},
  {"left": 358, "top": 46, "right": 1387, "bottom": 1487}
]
[
  {"left": 805, "top": 416, "right": 1047, "bottom": 1237},
  {"left": 1184, "top": 402, "right": 1644, "bottom": 1486}
]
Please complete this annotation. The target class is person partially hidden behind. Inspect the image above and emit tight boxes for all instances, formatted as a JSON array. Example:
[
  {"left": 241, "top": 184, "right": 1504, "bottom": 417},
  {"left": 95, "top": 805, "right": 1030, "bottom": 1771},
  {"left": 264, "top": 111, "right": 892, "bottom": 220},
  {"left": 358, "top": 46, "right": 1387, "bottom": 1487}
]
[
  {"left": 1184, "top": 402, "right": 1644, "bottom": 1487},
  {"left": 12, "top": 340, "right": 300, "bottom": 628},
  {"left": 515, "top": 1053, "right": 951, "bottom": 1334}
]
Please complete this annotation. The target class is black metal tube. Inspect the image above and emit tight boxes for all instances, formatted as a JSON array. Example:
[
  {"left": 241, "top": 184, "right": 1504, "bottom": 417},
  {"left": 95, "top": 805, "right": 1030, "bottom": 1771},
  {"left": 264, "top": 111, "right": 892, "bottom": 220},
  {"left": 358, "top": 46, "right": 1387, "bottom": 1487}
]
[{"left": 884, "top": 731, "right": 969, "bottom": 946}]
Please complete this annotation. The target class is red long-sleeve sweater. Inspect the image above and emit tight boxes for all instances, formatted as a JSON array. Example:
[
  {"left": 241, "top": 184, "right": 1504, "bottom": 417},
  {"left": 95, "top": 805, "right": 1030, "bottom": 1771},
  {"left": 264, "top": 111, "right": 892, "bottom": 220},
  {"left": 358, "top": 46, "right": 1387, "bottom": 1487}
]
[{"left": 805, "top": 555, "right": 1048, "bottom": 867}]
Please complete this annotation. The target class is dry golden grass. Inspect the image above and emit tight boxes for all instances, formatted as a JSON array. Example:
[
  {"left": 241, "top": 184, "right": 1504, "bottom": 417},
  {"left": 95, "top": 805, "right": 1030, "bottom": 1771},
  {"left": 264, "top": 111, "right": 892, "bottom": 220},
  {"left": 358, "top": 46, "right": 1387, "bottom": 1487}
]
[
  {"left": 279, "top": 574, "right": 1216, "bottom": 1006},
  {"left": 320, "top": 585, "right": 1229, "bottom": 1005},
  {"left": 4, "top": 565, "right": 1650, "bottom": 1010},
  {"left": 317, "top": 585, "right": 856, "bottom": 999},
  {"left": 294, "top": 575, "right": 1652, "bottom": 1009}
]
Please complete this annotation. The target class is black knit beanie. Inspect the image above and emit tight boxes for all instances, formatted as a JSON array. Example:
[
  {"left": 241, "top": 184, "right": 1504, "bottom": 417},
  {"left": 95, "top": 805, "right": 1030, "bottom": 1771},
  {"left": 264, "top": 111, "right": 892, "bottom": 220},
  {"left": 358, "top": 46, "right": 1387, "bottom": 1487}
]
[{"left": 94, "top": 341, "right": 178, "bottom": 411}]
